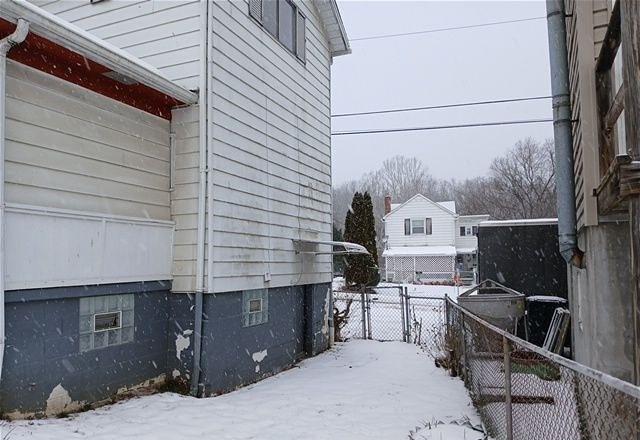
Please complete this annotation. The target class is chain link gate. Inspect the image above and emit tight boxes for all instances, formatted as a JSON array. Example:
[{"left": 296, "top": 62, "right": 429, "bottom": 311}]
[{"left": 333, "top": 285, "right": 446, "bottom": 353}]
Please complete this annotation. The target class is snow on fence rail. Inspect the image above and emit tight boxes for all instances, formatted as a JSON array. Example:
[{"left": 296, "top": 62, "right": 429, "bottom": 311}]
[{"left": 445, "top": 297, "right": 640, "bottom": 440}]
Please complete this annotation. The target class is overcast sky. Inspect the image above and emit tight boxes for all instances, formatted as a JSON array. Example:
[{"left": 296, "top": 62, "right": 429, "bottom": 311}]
[{"left": 331, "top": 1, "right": 553, "bottom": 185}]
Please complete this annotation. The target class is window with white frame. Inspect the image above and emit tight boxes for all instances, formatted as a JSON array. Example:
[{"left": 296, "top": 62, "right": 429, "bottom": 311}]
[
  {"left": 79, "top": 294, "right": 134, "bottom": 352},
  {"left": 243, "top": 289, "right": 269, "bottom": 327},
  {"left": 404, "top": 218, "right": 432, "bottom": 235},
  {"left": 249, "top": 0, "right": 306, "bottom": 62}
]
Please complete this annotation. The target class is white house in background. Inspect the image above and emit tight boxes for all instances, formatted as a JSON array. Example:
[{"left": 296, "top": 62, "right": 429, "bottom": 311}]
[{"left": 382, "top": 194, "right": 489, "bottom": 283}]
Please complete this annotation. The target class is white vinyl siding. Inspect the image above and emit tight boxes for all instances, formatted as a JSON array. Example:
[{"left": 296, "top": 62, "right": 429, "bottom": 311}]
[
  {"left": 385, "top": 197, "right": 455, "bottom": 247},
  {"left": 171, "top": 105, "right": 200, "bottom": 293},
  {"left": 208, "top": 0, "right": 332, "bottom": 292},
  {"left": 31, "top": 0, "right": 201, "bottom": 89},
  {"left": 5, "top": 61, "right": 171, "bottom": 220}
]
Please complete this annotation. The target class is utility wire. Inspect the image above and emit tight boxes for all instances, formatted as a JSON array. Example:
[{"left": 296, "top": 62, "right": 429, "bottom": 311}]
[
  {"left": 331, "top": 118, "right": 553, "bottom": 136},
  {"left": 331, "top": 95, "right": 552, "bottom": 118},
  {"left": 349, "top": 16, "right": 546, "bottom": 42}
]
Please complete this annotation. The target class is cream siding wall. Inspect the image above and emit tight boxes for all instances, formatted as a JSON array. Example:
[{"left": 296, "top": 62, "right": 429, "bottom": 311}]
[
  {"left": 171, "top": 105, "right": 200, "bottom": 293},
  {"left": 385, "top": 197, "right": 456, "bottom": 248},
  {"left": 208, "top": 0, "right": 332, "bottom": 293},
  {"left": 5, "top": 61, "right": 171, "bottom": 220},
  {"left": 31, "top": 0, "right": 201, "bottom": 89},
  {"left": 565, "top": 0, "right": 613, "bottom": 229},
  {"left": 4, "top": 60, "right": 174, "bottom": 289}
]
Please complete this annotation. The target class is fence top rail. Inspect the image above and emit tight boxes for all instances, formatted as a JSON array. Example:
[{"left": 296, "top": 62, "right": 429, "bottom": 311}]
[
  {"left": 445, "top": 296, "right": 640, "bottom": 400},
  {"left": 405, "top": 295, "right": 448, "bottom": 301}
]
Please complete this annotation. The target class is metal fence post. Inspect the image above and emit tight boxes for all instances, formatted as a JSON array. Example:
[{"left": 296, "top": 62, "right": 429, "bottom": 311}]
[
  {"left": 404, "top": 286, "right": 411, "bottom": 343},
  {"left": 360, "top": 286, "right": 367, "bottom": 339},
  {"left": 460, "top": 314, "right": 468, "bottom": 383},
  {"left": 399, "top": 286, "right": 407, "bottom": 342},
  {"left": 366, "top": 291, "right": 372, "bottom": 340},
  {"left": 503, "top": 335, "right": 514, "bottom": 440}
]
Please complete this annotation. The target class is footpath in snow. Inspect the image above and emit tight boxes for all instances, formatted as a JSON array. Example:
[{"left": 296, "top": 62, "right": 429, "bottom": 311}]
[{"left": 5, "top": 341, "right": 485, "bottom": 440}]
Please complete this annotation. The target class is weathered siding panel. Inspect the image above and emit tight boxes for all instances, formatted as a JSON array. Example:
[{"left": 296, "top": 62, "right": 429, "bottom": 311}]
[
  {"left": 209, "top": 0, "right": 332, "bottom": 293},
  {"left": 31, "top": 0, "right": 201, "bottom": 89},
  {"left": 5, "top": 61, "right": 171, "bottom": 220},
  {"left": 385, "top": 197, "right": 456, "bottom": 248},
  {"left": 564, "top": 0, "right": 605, "bottom": 229},
  {"left": 171, "top": 105, "right": 200, "bottom": 293}
]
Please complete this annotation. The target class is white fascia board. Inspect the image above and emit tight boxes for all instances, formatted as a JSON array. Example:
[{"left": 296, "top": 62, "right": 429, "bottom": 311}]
[{"left": 1, "top": 0, "right": 197, "bottom": 105}]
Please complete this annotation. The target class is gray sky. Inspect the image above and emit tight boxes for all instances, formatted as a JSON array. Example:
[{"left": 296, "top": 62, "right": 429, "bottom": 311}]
[{"left": 331, "top": 1, "right": 553, "bottom": 185}]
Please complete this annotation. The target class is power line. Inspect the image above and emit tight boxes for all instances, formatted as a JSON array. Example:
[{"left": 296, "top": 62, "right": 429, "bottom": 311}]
[
  {"left": 349, "top": 16, "right": 546, "bottom": 42},
  {"left": 331, "top": 118, "right": 553, "bottom": 136},
  {"left": 331, "top": 95, "right": 552, "bottom": 118}
]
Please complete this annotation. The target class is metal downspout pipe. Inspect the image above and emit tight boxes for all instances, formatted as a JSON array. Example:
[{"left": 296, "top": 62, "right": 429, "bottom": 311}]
[
  {"left": 190, "top": 1, "right": 209, "bottom": 397},
  {"left": 0, "top": 19, "right": 29, "bottom": 382},
  {"left": 545, "top": 0, "right": 584, "bottom": 268}
]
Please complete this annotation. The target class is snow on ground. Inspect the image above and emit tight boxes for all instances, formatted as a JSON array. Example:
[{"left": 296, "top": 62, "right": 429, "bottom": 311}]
[{"left": 6, "top": 341, "right": 486, "bottom": 440}]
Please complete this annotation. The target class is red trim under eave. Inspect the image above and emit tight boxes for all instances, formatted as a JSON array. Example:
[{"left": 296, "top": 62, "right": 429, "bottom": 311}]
[{"left": 0, "top": 19, "right": 185, "bottom": 120}]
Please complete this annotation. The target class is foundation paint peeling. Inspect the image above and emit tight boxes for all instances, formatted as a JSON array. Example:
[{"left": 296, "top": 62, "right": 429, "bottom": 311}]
[
  {"left": 46, "top": 384, "right": 84, "bottom": 417},
  {"left": 321, "top": 287, "right": 331, "bottom": 337},
  {"left": 175, "top": 329, "right": 193, "bottom": 361},
  {"left": 252, "top": 349, "right": 268, "bottom": 373}
]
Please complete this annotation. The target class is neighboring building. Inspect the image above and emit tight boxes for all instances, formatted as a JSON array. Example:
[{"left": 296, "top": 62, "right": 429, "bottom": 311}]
[
  {"left": 477, "top": 219, "right": 568, "bottom": 298},
  {"left": 0, "top": 0, "right": 350, "bottom": 418},
  {"left": 381, "top": 194, "right": 489, "bottom": 283},
  {"left": 557, "top": 0, "right": 639, "bottom": 382}
]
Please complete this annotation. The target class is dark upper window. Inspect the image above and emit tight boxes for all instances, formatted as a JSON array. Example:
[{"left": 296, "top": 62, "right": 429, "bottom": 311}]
[
  {"left": 472, "top": 226, "right": 479, "bottom": 236},
  {"left": 460, "top": 226, "right": 466, "bottom": 236},
  {"left": 249, "top": 0, "right": 306, "bottom": 62}
]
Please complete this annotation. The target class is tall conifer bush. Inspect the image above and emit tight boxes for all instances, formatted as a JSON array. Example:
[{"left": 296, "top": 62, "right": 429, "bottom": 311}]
[{"left": 343, "top": 192, "right": 379, "bottom": 288}]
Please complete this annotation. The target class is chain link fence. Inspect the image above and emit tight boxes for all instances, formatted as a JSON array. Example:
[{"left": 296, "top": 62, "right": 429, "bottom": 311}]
[
  {"left": 445, "top": 297, "right": 640, "bottom": 440},
  {"left": 332, "top": 286, "right": 446, "bottom": 353}
]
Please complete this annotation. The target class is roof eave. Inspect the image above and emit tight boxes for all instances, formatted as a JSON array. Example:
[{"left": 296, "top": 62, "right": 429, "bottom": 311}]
[
  {"left": 1, "top": 0, "right": 197, "bottom": 105},
  {"left": 314, "top": 0, "right": 351, "bottom": 58}
]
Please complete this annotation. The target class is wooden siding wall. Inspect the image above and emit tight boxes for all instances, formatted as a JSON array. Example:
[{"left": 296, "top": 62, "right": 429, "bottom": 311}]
[
  {"left": 171, "top": 105, "right": 200, "bottom": 293},
  {"left": 5, "top": 61, "right": 171, "bottom": 220},
  {"left": 385, "top": 198, "right": 456, "bottom": 248},
  {"left": 565, "top": 0, "right": 612, "bottom": 229},
  {"left": 32, "top": 0, "right": 201, "bottom": 89},
  {"left": 208, "top": 1, "right": 333, "bottom": 292}
]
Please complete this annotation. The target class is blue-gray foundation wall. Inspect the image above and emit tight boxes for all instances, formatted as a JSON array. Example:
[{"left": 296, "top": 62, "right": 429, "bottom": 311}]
[
  {"left": 168, "top": 283, "right": 331, "bottom": 396},
  {"left": 1, "top": 281, "right": 331, "bottom": 416},
  {"left": 0, "top": 282, "right": 171, "bottom": 417}
]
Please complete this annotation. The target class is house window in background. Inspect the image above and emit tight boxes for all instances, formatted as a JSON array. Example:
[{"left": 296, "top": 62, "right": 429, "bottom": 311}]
[
  {"left": 411, "top": 219, "right": 425, "bottom": 234},
  {"left": 249, "top": 0, "right": 306, "bottom": 61},
  {"left": 472, "top": 226, "right": 479, "bottom": 236},
  {"left": 404, "top": 218, "right": 411, "bottom": 235},
  {"left": 460, "top": 227, "right": 466, "bottom": 236},
  {"left": 425, "top": 218, "right": 433, "bottom": 235}
]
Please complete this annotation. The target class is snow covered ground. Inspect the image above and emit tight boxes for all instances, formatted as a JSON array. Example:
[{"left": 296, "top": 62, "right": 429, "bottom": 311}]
[{"left": 5, "top": 341, "right": 486, "bottom": 440}]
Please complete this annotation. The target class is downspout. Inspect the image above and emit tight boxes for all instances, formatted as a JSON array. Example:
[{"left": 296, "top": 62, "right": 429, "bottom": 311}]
[
  {"left": 206, "top": 0, "right": 215, "bottom": 302},
  {"left": 190, "top": 0, "right": 209, "bottom": 397},
  {"left": 545, "top": 0, "right": 584, "bottom": 268},
  {"left": 0, "top": 19, "right": 29, "bottom": 382}
]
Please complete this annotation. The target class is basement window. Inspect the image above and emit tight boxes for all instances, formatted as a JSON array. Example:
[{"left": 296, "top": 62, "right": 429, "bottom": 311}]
[
  {"left": 79, "top": 294, "right": 134, "bottom": 352},
  {"left": 243, "top": 289, "right": 269, "bottom": 327}
]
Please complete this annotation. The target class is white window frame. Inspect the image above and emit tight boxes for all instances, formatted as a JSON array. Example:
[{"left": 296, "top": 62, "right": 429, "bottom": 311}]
[
  {"left": 411, "top": 218, "right": 425, "bottom": 235},
  {"left": 93, "top": 311, "right": 122, "bottom": 333}
]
